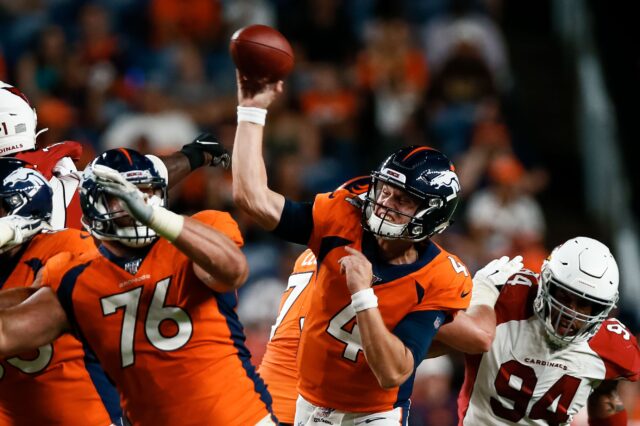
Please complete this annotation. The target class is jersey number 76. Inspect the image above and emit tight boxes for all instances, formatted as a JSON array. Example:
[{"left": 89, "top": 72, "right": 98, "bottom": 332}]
[{"left": 100, "top": 277, "right": 193, "bottom": 368}]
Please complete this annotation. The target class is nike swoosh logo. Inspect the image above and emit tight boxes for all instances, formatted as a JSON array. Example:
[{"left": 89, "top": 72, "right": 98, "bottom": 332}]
[
  {"left": 461, "top": 289, "right": 471, "bottom": 298},
  {"left": 80, "top": 233, "right": 91, "bottom": 239},
  {"left": 358, "top": 417, "right": 386, "bottom": 424}
]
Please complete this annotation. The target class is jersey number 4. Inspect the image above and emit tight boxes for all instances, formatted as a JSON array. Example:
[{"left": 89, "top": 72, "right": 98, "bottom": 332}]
[
  {"left": 100, "top": 277, "right": 193, "bottom": 368},
  {"left": 491, "top": 360, "right": 580, "bottom": 423}
]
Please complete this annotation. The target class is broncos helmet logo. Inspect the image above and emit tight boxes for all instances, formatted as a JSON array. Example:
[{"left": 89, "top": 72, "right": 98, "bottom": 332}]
[
  {"left": 1, "top": 167, "right": 51, "bottom": 216},
  {"left": 419, "top": 170, "right": 460, "bottom": 201}
]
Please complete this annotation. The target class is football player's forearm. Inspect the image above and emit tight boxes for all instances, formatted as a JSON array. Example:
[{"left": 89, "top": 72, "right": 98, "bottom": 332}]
[
  {"left": 174, "top": 217, "right": 249, "bottom": 289},
  {"left": 357, "top": 309, "right": 413, "bottom": 389},
  {"left": 158, "top": 152, "right": 192, "bottom": 190},
  {"left": 232, "top": 121, "right": 284, "bottom": 230},
  {"left": 435, "top": 308, "right": 495, "bottom": 354},
  {"left": 0, "top": 287, "right": 37, "bottom": 309},
  {"left": 0, "top": 288, "right": 68, "bottom": 357}
]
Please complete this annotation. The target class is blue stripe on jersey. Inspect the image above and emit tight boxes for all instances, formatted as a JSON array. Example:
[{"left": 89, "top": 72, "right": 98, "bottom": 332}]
[
  {"left": 82, "top": 347, "right": 124, "bottom": 423},
  {"left": 361, "top": 233, "right": 441, "bottom": 285},
  {"left": 0, "top": 242, "right": 30, "bottom": 289},
  {"left": 273, "top": 199, "right": 314, "bottom": 245},
  {"left": 56, "top": 262, "right": 91, "bottom": 327},
  {"left": 215, "top": 291, "right": 277, "bottom": 423},
  {"left": 24, "top": 257, "right": 44, "bottom": 277},
  {"left": 56, "top": 261, "right": 124, "bottom": 423},
  {"left": 392, "top": 310, "right": 446, "bottom": 407},
  {"left": 317, "top": 236, "right": 353, "bottom": 265}
]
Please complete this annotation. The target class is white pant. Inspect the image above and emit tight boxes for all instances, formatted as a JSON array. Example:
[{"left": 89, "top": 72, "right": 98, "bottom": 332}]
[
  {"left": 294, "top": 395, "right": 406, "bottom": 426},
  {"left": 256, "top": 414, "right": 277, "bottom": 425}
]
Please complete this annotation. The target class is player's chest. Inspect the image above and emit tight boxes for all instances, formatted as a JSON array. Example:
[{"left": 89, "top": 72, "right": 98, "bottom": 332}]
[
  {"left": 475, "top": 319, "right": 605, "bottom": 424},
  {"left": 316, "top": 265, "right": 420, "bottom": 322}
]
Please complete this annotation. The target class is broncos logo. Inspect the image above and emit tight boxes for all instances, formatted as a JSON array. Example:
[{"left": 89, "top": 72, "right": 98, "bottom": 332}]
[
  {"left": 420, "top": 170, "right": 460, "bottom": 201},
  {"left": 3, "top": 168, "right": 49, "bottom": 193},
  {"left": 1, "top": 168, "right": 51, "bottom": 215}
]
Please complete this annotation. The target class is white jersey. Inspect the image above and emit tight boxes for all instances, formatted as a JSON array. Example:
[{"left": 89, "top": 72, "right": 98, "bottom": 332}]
[{"left": 458, "top": 270, "right": 640, "bottom": 425}]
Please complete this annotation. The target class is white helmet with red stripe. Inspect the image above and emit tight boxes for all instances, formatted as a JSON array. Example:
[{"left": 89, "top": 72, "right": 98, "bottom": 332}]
[{"left": 0, "top": 82, "right": 45, "bottom": 157}]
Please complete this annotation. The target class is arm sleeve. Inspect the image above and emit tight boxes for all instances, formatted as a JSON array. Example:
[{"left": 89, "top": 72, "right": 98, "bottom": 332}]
[
  {"left": 393, "top": 310, "right": 446, "bottom": 366},
  {"left": 272, "top": 199, "right": 314, "bottom": 245}
]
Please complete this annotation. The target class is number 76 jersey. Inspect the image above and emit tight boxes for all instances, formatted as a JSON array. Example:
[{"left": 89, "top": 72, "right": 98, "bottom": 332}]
[{"left": 458, "top": 271, "right": 640, "bottom": 425}]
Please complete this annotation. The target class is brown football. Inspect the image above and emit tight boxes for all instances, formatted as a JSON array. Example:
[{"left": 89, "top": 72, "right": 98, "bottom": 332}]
[{"left": 230, "top": 24, "right": 294, "bottom": 82}]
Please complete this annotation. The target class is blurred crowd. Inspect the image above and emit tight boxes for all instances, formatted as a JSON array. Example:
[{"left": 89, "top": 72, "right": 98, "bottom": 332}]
[{"left": 0, "top": 0, "right": 637, "bottom": 424}]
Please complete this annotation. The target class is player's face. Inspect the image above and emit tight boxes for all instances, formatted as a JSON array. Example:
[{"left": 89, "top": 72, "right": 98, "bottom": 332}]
[
  {"left": 105, "top": 186, "right": 162, "bottom": 226},
  {"left": 374, "top": 184, "right": 420, "bottom": 224},
  {"left": 549, "top": 287, "right": 593, "bottom": 336}
]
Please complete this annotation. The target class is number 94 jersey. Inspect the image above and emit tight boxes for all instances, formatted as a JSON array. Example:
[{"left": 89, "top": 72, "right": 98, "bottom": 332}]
[{"left": 458, "top": 270, "right": 640, "bottom": 425}]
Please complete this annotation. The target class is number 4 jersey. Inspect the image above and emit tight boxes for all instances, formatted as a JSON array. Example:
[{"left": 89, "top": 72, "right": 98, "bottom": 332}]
[
  {"left": 40, "top": 210, "right": 274, "bottom": 426},
  {"left": 458, "top": 270, "right": 640, "bottom": 425}
]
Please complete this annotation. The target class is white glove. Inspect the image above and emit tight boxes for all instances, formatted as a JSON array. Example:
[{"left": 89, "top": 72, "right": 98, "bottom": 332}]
[
  {"left": 470, "top": 255, "right": 524, "bottom": 308},
  {"left": 0, "top": 215, "right": 48, "bottom": 252},
  {"left": 92, "top": 164, "right": 154, "bottom": 225},
  {"left": 92, "top": 164, "right": 184, "bottom": 242}
]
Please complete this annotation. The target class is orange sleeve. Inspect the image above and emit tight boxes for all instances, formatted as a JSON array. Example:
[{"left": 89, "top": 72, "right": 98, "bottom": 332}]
[
  {"left": 415, "top": 256, "right": 472, "bottom": 312},
  {"left": 190, "top": 210, "right": 244, "bottom": 247},
  {"left": 39, "top": 252, "right": 78, "bottom": 291},
  {"left": 309, "top": 190, "right": 358, "bottom": 255}
]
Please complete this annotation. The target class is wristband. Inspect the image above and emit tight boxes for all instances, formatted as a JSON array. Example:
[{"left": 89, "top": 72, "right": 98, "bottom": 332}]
[
  {"left": 351, "top": 288, "right": 378, "bottom": 313},
  {"left": 179, "top": 145, "right": 206, "bottom": 171},
  {"left": 237, "top": 106, "right": 267, "bottom": 126},
  {"left": 148, "top": 206, "right": 185, "bottom": 242}
]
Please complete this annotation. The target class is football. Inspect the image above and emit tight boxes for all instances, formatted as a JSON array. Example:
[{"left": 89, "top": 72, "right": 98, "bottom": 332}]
[{"left": 230, "top": 24, "right": 294, "bottom": 82}]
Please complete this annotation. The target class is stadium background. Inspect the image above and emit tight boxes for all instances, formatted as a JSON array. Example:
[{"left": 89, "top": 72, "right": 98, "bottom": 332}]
[{"left": 1, "top": 0, "right": 638, "bottom": 424}]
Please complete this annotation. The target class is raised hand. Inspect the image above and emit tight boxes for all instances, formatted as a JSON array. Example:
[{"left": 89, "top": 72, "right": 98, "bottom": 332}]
[
  {"left": 236, "top": 70, "right": 284, "bottom": 109},
  {"left": 470, "top": 255, "right": 524, "bottom": 307},
  {"left": 180, "top": 133, "right": 230, "bottom": 170},
  {"left": 338, "top": 246, "right": 374, "bottom": 295},
  {"left": 92, "top": 164, "right": 154, "bottom": 225}
]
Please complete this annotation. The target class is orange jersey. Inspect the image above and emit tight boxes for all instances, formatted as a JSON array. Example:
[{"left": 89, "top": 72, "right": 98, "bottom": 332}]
[
  {"left": 0, "top": 229, "right": 115, "bottom": 426},
  {"left": 259, "top": 249, "right": 316, "bottom": 424},
  {"left": 297, "top": 188, "right": 472, "bottom": 412},
  {"left": 42, "top": 211, "right": 274, "bottom": 426}
]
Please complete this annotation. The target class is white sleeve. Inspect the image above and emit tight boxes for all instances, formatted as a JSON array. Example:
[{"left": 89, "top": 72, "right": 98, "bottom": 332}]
[{"left": 145, "top": 154, "right": 169, "bottom": 186}]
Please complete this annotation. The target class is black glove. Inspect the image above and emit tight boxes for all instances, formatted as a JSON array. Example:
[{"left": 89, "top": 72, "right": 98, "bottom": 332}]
[{"left": 180, "top": 133, "right": 231, "bottom": 171}]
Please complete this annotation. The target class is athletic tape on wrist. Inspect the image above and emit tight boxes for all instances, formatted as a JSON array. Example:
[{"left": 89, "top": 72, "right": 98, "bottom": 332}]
[
  {"left": 148, "top": 206, "right": 184, "bottom": 242},
  {"left": 237, "top": 106, "right": 267, "bottom": 126},
  {"left": 469, "top": 279, "right": 500, "bottom": 308},
  {"left": 351, "top": 288, "right": 378, "bottom": 313}
]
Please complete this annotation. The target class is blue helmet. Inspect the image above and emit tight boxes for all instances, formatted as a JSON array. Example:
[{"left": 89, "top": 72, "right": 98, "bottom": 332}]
[
  {"left": 0, "top": 157, "right": 52, "bottom": 222},
  {"left": 81, "top": 148, "right": 167, "bottom": 247},
  {"left": 362, "top": 146, "right": 461, "bottom": 241}
]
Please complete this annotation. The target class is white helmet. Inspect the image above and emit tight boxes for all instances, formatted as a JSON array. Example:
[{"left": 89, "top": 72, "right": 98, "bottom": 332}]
[
  {"left": 0, "top": 82, "right": 43, "bottom": 157},
  {"left": 534, "top": 236, "right": 619, "bottom": 346}
]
